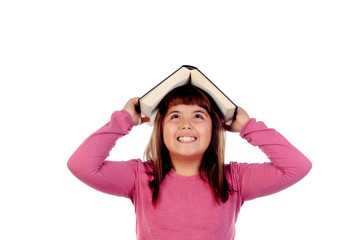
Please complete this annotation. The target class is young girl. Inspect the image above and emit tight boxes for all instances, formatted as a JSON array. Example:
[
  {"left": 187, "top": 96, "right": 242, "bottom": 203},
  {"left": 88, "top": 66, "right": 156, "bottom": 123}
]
[{"left": 67, "top": 85, "right": 312, "bottom": 240}]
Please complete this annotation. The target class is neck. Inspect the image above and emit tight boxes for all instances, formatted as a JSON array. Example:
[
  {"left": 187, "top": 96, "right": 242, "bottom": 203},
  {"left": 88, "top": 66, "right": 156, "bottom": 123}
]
[{"left": 170, "top": 154, "right": 202, "bottom": 176}]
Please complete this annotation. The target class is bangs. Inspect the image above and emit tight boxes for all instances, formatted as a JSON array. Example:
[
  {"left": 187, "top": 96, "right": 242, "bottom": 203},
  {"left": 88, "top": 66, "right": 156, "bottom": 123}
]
[{"left": 162, "top": 85, "right": 212, "bottom": 113}]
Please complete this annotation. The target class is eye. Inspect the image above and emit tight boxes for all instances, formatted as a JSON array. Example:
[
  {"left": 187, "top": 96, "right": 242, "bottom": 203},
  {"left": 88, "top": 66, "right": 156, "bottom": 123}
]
[
  {"left": 194, "top": 114, "right": 204, "bottom": 119},
  {"left": 170, "top": 114, "right": 180, "bottom": 119}
]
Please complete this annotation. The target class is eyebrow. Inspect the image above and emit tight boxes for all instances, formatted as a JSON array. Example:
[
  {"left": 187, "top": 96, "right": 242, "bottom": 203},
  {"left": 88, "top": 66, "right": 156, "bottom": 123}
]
[
  {"left": 193, "top": 110, "right": 207, "bottom": 115},
  {"left": 167, "top": 110, "right": 208, "bottom": 115},
  {"left": 167, "top": 110, "right": 180, "bottom": 115}
]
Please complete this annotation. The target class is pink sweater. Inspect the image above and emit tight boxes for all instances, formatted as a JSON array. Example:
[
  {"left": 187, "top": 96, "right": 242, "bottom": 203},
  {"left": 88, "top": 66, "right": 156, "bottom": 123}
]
[{"left": 67, "top": 110, "right": 312, "bottom": 240}]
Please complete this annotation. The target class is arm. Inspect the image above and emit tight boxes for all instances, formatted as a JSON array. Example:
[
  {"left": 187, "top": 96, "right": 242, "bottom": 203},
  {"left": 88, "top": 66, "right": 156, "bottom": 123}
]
[
  {"left": 67, "top": 110, "right": 137, "bottom": 198},
  {"left": 67, "top": 98, "right": 149, "bottom": 199},
  {"left": 226, "top": 107, "right": 312, "bottom": 202},
  {"left": 235, "top": 118, "right": 312, "bottom": 201}
]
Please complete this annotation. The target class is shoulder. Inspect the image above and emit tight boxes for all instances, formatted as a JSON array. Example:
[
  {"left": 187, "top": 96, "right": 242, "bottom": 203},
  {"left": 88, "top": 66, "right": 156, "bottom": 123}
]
[
  {"left": 126, "top": 158, "right": 154, "bottom": 171},
  {"left": 129, "top": 158, "right": 155, "bottom": 181},
  {"left": 225, "top": 161, "right": 248, "bottom": 173},
  {"left": 224, "top": 161, "right": 250, "bottom": 190}
]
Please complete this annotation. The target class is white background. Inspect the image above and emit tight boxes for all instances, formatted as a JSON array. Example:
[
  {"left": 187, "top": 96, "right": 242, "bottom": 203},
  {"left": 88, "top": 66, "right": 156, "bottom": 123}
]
[{"left": 1, "top": 0, "right": 359, "bottom": 239}]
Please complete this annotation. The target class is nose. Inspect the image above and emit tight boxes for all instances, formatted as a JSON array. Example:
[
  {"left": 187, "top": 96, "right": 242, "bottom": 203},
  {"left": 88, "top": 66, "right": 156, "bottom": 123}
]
[
  {"left": 182, "top": 124, "right": 192, "bottom": 129},
  {"left": 181, "top": 118, "right": 192, "bottom": 129}
]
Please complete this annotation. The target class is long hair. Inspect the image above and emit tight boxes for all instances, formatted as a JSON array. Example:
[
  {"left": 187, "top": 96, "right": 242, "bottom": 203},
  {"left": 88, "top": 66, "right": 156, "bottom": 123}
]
[{"left": 144, "top": 85, "right": 237, "bottom": 208}]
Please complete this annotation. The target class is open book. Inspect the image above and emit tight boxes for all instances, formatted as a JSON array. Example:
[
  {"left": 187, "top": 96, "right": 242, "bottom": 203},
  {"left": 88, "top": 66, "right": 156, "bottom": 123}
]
[{"left": 138, "top": 65, "right": 237, "bottom": 125}]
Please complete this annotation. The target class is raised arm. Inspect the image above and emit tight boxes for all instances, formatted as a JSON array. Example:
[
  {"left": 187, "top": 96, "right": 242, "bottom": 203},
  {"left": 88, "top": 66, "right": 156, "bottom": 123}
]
[
  {"left": 226, "top": 106, "right": 312, "bottom": 202},
  {"left": 67, "top": 98, "right": 149, "bottom": 199}
]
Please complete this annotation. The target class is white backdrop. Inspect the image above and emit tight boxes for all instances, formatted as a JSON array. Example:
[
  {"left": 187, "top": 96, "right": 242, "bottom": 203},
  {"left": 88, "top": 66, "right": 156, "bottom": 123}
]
[{"left": 1, "top": 0, "right": 359, "bottom": 239}]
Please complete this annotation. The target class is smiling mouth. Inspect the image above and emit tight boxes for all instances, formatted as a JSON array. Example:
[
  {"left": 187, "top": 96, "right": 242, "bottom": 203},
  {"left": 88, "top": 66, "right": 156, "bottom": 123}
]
[{"left": 177, "top": 136, "right": 197, "bottom": 143}]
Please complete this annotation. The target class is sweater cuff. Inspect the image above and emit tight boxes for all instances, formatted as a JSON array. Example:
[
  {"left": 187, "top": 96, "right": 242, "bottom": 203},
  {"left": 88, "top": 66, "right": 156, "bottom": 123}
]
[
  {"left": 110, "top": 110, "right": 134, "bottom": 133},
  {"left": 240, "top": 118, "right": 256, "bottom": 138}
]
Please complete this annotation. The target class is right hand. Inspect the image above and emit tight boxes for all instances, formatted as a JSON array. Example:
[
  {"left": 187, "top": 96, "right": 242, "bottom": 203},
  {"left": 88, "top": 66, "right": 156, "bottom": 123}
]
[
  {"left": 122, "top": 97, "right": 150, "bottom": 126},
  {"left": 224, "top": 106, "right": 250, "bottom": 133}
]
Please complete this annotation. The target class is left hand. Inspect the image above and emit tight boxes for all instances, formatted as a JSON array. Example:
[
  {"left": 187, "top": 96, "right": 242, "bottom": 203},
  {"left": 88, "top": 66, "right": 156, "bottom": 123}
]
[{"left": 224, "top": 106, "right": 250, "bottom": 133}]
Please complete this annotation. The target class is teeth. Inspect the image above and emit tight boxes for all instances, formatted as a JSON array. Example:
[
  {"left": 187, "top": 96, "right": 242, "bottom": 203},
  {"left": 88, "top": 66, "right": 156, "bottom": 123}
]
[{"left": 177, "top": 136, "right": 196, "bottom": 142}]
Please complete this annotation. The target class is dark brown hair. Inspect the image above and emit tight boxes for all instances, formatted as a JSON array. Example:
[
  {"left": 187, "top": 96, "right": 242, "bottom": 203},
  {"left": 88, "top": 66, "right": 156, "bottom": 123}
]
[{"left": 144, "top": 85, "right": 237, "bottom": 208}]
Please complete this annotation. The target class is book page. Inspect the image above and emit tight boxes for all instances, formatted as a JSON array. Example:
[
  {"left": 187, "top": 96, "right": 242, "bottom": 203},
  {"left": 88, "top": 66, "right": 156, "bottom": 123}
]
[
  {"left": 190, "top": 70, "right": 236, "bottom": 122},
  {"left": 140, "top": 67, "right": 191, "bottom": 117}
]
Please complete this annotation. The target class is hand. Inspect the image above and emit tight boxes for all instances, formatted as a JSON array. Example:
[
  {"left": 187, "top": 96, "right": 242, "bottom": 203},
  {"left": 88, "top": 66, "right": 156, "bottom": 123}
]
[
  {"left": 122, "top": 97, "right": 150, "bottom": 126},
  {"left": 224, "top": 106, "right": 250, "bottom": 133}
]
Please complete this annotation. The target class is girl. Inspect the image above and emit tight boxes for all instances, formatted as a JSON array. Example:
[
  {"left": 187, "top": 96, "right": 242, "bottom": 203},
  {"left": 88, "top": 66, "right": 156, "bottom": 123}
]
[{"left": 67, "top": 85, "right": 312, "bottom": 240}]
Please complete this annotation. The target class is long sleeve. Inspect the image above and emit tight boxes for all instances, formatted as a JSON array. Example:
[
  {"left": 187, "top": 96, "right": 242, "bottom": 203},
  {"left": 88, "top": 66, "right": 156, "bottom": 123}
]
[
  {"left": 67, "top": 110, "right": 139, "bottom": 200},
  {"left": 231, "top": 118, "right": 312, "bottom": 202}
]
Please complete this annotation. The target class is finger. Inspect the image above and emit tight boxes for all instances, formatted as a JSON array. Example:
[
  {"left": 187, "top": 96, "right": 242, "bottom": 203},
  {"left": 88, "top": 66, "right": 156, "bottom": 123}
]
[
  {"left": 131, "top": 98, "right": 140, "bottom": 113},
  {"left": 132, "top": 97, "right": 140, "bottom": 104}
]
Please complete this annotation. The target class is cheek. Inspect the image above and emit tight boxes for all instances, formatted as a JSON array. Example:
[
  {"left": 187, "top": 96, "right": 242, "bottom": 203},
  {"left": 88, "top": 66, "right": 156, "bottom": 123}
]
[
  {"left": 162, "top": 123, "right": 175, "bottom": 145},
  {"left": 199, "top": 124, "right": 213, "bottom": 145}
]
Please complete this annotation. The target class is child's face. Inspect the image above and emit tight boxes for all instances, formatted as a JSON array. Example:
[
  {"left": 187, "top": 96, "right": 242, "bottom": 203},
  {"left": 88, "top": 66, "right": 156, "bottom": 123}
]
[{"left": 163, "top": 104, "right": 212, "bottom": 161}]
